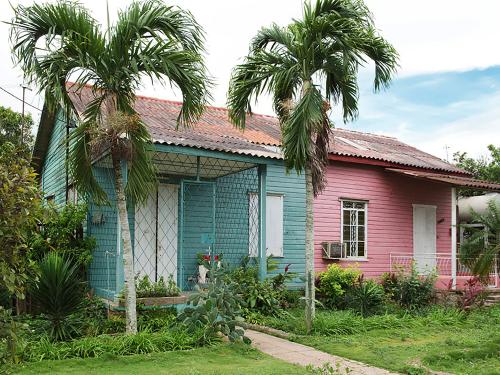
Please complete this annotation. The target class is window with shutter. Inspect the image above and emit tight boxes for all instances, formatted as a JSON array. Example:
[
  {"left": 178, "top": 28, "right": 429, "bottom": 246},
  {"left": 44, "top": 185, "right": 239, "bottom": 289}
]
[{"left": 248, "top": 193, "right": 284, "bottom": 257}]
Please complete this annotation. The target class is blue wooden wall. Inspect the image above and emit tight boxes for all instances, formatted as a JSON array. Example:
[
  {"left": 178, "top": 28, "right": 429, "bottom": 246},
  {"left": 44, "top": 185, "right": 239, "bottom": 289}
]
[
  {"left": 40, "top": 110, "right": 67, "bottom": 205},
  {"left": 40, "top": 115, "right": 306, "bottom": 298}
]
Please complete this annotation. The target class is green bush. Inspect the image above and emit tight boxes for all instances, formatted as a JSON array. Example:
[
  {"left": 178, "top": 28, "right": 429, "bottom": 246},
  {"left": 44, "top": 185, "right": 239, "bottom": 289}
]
[
  {"left": 29, "top": 204, "right": 95, "bottom": 275},
  {"left": 30, "top": 253, "right": 84, "bottom": 341},
  {"left": 317, "top": 264, "right": 361, "bottom": 308},
  {"left": 382, "top": 264, "right": 437, "bottom": 309},
  {"left": 345, "top": 277, "right": 385, "bottom": 317},
  {"left": 0, "top": 307, "right": 28, "bottom": 363},
  {"left": 226, "top": 260, "right": 282, "bottom": 316},
  {"left": 22, "top": 328, "right": 206, "bottom": 362},
  {"left": 135, "top": 275, "right": 180, "bottom": 298}
]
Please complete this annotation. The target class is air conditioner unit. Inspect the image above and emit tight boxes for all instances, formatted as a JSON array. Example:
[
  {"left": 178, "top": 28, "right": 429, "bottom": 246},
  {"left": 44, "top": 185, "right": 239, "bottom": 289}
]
[{"left": 322, "top": 241, "right": 346, "bottom": 260}]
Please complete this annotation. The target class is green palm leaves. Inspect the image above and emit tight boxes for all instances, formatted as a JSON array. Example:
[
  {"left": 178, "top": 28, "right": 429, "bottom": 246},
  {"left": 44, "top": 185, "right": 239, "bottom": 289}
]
[
  {"left": 228, "top": 0, "right": 398, "bottom": 194},
  {"left": 31, "top": 253, "right": 82, "bottom": 341},
  {"left": 10, "top": 0, "right": 211, "bottom": 204},
  {"left": 460, "top": 200, "right": 500, "bottom": 281}
]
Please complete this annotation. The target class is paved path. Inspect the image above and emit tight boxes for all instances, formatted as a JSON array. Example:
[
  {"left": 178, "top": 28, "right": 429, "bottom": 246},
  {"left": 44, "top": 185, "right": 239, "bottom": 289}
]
[{"left": 246, "top": 329, "right": 398, "bottom": 375}]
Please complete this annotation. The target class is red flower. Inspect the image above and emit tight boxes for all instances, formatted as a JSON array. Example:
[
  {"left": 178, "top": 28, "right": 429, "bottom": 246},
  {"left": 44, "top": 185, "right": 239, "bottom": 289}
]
[{"left": 285, "top": 263, "right": 291, "bottom": 273}]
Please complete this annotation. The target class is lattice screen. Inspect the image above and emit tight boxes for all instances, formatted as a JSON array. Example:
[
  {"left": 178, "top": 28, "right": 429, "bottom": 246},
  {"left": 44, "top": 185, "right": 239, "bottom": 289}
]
[{"left": 132, "top": 152, "right": 261, "bottom": 290}]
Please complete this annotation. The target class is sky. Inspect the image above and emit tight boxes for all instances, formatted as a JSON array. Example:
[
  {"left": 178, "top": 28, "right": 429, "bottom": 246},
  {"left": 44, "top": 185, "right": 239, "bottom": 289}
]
[{"left": 0, "top": 0, "right": 499, "bottom": 161}]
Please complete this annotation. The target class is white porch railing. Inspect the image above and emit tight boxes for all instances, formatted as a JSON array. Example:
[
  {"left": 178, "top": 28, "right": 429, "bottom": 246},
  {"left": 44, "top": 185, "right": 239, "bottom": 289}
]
[{"left": 389, "top": 253, "right": 499, "bottom": 288}]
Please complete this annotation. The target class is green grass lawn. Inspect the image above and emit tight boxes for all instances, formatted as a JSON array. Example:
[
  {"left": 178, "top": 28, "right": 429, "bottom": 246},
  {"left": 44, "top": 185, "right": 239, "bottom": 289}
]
[
  {"left": 7, "top": 343, "right": 308, "bottom": 375},
  {"left": 261, "top": 305, "right": 500, "bottom": 375}
]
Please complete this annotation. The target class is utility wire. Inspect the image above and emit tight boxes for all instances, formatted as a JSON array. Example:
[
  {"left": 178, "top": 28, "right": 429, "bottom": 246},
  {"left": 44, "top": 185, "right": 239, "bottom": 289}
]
[
  {"left": 0, "top": 85, "right": 43, "bottom": 113},
  {"left": 0, "top": 85, "right": 72, "bottom": 125}
]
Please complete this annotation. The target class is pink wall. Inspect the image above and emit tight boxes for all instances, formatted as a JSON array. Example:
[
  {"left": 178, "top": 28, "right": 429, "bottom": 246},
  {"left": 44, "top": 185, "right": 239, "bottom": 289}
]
[{"left": 314, "top": 161, "right": 453, "bottom": 278}]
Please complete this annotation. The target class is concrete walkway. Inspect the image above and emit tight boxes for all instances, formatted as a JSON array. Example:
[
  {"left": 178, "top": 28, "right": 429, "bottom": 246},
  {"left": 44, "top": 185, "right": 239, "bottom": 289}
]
[{"left": 246, "top": 329, "right": 398, "bottom": 375}]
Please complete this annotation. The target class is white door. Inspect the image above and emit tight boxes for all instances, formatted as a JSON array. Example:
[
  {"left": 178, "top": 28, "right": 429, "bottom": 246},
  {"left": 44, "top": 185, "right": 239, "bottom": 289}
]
[
  {"left": 413, "top": 204, "right": 437, "bottom": 273},
  {"left": 134, "top": 184, "right": 178, "bottom": 282},
  {"left": 157, "top": 184, "right": 178, "bottom": 281}
]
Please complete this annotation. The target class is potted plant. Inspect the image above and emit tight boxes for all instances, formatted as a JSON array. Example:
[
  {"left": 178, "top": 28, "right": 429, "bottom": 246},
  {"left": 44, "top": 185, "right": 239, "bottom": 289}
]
[{"left": 197, "top": 253, "right": 222, "bottom": 284}]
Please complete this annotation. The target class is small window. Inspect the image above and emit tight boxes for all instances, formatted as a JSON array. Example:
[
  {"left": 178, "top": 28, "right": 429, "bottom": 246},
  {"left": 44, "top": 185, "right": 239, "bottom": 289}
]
[
  {"left": 46, "top": 194, "right": 55, "bottom": 205},
  {"left": 248, "top": 193, "right": 284, "bottom": 257},
  {"left": 341, "top": 200, "right": 367, "bottom": 258}
]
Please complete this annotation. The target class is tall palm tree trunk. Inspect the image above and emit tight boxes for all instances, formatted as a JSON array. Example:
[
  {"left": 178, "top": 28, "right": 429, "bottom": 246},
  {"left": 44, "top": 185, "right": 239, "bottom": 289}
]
[
  {"left": 111, "top": 153, "right": 137, "bottom": 334},
  {"left": 304, "top": 165, "right": 315, "bottom": 333}
]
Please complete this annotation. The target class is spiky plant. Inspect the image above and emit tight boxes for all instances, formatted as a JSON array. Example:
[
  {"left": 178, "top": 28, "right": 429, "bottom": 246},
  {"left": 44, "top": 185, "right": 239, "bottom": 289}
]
[
  {"left": 227, "top": 0, "right": 398, "bottom": 332},
  {"left": 30, "top": 252, "right": 82, "bottom": 341},
  {"left": 460, "top": 200, "right": 500, "bottom": 282},
  {"left": 10, "top": 0, "right": 210, "bottom": 333}
]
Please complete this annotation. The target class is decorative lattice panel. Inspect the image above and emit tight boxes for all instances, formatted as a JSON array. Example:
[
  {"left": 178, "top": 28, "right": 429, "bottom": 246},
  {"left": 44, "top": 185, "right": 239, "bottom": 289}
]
[{"left": 134, "top": 184, "right": 179, "bottom": 282}]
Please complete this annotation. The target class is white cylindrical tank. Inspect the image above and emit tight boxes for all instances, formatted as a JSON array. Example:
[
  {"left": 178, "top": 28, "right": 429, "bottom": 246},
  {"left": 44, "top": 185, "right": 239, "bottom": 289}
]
[{"left": 458, "top": 193, "right": 500, "bottom": 222}]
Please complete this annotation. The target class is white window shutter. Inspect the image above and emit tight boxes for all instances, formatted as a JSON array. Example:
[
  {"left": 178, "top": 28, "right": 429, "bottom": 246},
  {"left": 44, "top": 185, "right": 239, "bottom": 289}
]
[{"left": 266, "top": 195, "right": 283, "bottom": 257}]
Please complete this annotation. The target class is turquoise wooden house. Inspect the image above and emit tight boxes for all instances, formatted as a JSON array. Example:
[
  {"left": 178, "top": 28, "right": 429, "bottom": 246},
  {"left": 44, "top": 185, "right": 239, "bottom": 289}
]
[{"left": 32, "top": 85, "right": 306, "bottom": 302}]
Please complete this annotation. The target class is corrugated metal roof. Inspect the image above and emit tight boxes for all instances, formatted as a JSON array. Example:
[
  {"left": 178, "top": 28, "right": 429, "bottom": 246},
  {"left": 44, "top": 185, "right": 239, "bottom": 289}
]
[
  {"left": 66, "top": 84, "right": 468, "bottom": 174},
  {"left": 386, "top": 168, "right": 500, "bottom": 191}
]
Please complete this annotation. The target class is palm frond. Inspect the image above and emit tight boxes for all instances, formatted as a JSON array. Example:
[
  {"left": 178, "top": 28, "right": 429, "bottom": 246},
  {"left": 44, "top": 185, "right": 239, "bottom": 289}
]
[
  {"left": 67, "top": 120, "right": 108, "bottom": 204},
  {"left": 113, "top": 0, "right": 205, "bottom": 54},
  {"left": 282, "top": 84, "right": 324, "bottom": 173},
  {"left": 124, "top": 120, "right": 158, "bottom": 204},
  {"left": 131, "top": 42, "right": 211, "bottom": 126},
  {"left": 228, "top": 49, "right": 299, "bottom": 128},
  {"left": 460, "top": 199, "right": 500, "bottom": 281}
]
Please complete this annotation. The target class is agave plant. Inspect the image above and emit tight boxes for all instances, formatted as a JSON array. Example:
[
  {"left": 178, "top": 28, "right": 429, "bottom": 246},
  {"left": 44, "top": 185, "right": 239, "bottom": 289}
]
[{"left": 31, "top": 252, "right": 83, "bottom": 341}]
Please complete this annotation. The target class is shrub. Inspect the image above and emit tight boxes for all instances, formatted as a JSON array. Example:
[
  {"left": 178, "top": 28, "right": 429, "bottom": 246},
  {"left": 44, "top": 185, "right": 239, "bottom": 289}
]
[
  {"left": 22, "top": 328, "right": 206, "bottom": 362},
  {"left": 345, "top": 277, "right": 385, "bottom": 317},
  {"left": 382, "top": 264, "right": 436, "bottom": 309},
  {"left": 0, "top": 307, "right": 28, "bottom": 363},
  {"left": 29, "top": 204, "right": 95, "bottom": 276},
  {"left": 30, "top": 253, "right": 84, "bottom": 341},
  {"left": 179, "top": 265, "right": 247, "bottom": 343},
  {"left": 135, "top": 275, "right": 180, "bottom": 298},
  {"left": 226, "top": 261, "right": 281, "bottom": 316},
  {"left": 317, "top": 264, "right": 361, "bottom": 308},
  {"left": 459, "top": 276, "right": 486, "bottom": 310}
]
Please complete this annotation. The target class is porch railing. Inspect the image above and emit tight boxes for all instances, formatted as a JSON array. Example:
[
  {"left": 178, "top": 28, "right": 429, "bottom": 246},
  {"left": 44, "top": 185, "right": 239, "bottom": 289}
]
[{"left": 389, "top": 253, "right": 499, "bottom": 288}]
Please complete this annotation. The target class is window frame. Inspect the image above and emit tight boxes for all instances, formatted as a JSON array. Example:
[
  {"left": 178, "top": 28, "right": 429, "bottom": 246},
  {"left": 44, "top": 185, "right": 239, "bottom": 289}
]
[{"left": 340, "top": 199, "right": 368, "bottom": 259}]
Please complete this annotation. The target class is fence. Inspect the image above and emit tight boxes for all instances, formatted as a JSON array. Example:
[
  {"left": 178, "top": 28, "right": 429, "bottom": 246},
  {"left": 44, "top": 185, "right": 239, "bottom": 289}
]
[{"left": 389, "top": 253, "right": 498, "bottom": 288}]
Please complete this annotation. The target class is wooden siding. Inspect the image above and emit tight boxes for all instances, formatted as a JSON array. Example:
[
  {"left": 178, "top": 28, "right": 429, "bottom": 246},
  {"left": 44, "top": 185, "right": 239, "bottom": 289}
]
[
  {"left": 40, "top": 110, "right": 67, "bottom": 205},
  {"left": 181, "top": 182, "right": 214, "bottom": 289},
  {"left": 267, "top": 161, "right": 306, "bottom": 285},
  {"left": 314, "top": 161, "right": 452, "bottom": 277},
  {"left": 87, "top": 166, "right": 119, "bottom": 298}
]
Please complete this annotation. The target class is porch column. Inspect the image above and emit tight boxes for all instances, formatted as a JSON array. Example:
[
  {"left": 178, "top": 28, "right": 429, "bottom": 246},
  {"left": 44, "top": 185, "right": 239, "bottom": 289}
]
[
  {"left": 451, "top": 187, "right": 457, "bottom": 290},
  {"left": 258, "top": 164, "right": 267, "bottom": 281}
]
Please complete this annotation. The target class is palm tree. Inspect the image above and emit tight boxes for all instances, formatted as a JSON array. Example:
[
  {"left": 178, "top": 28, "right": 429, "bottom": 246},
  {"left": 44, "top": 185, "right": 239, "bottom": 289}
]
[
  {"left": 460, "top": 200, "right": 500, "bottom": 282},
  {"left": 227, "top": 0, "right": 397, "bottom": 332},
  {"left": 10, "top": 0, "right": 210, "bottom": 333}
]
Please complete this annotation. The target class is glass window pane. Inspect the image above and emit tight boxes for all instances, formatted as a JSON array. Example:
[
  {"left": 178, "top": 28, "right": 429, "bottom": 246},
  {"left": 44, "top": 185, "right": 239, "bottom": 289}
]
[
  {"left": 343, "top": 226, "right": 350, "bottom": 240},
  {"left": 343, "top": 210, "right": 351, "bottom": 225},
  {"left": 358, "top": 211, "right": 365, "bottom": 225},
  {"left": 358, "top": 227, "right": 365, "bottom": 241},
  {"left": 343, "top": 201, "right": 353, "bottom": 209},
  {"left": 358, "top": 242, "right": 365, "bottom": 257}
]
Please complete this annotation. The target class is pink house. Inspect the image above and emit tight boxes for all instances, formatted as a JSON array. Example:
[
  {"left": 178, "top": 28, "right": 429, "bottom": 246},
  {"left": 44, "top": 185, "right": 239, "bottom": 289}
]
[{"left": 314, "top": 129, "right": 500, "bottom": 289}]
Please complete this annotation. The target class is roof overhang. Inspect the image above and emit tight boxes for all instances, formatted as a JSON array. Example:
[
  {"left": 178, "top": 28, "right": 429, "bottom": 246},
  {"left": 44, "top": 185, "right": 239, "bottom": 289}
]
[{"left": 385, "top": 168, "right": 500, "bottom": 192}]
